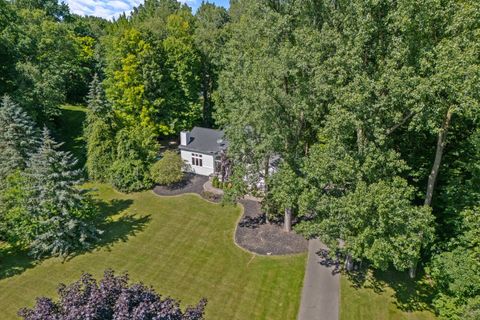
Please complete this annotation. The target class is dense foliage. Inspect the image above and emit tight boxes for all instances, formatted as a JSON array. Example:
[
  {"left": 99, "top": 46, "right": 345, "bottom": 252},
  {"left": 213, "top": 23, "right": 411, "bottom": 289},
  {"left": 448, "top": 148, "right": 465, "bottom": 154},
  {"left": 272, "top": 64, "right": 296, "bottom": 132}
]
[
  {"left": 108, "top": 125, "right": 158, "bottom": 193},
  {"left": 0, "top": 0, "right": 103, "bottom": 122},
  {"left": 0, "top": 96, "right": 39, "bottom": 180},
  {"left": 84, "top": 74, "right": 116, "bottom": 182},
  {"left": 214, "top": 1, "right": 479, "bottom": 317},
  {"left": 19, "top": 269, "right": 207, "bottom": 320},
  {"left": 151, "top": 150, "right": 184, "bottom": 185},
  {"left": 0, "top": 92, "right": 99, "bottom": 257}
]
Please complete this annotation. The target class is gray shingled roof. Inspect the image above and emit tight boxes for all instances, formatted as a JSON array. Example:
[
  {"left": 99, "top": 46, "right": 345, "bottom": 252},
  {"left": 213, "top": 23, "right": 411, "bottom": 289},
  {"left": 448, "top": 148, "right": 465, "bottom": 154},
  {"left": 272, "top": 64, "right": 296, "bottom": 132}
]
[{"left": 179, "top": 127, "right": 227, "bottom": 154}]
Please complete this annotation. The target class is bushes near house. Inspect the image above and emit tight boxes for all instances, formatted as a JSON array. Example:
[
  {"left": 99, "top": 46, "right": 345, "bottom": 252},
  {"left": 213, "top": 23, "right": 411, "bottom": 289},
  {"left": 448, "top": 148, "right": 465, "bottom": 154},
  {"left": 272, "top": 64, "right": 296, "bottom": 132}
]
[
  {"left": 211, "top": 176, "right": 232, "bottom": 190},
  {"left": 151, "top": 150, "right": 184, "bottom": 186},
  {"left": 212, "top": 176, "right": 220, "bottom": 188}
]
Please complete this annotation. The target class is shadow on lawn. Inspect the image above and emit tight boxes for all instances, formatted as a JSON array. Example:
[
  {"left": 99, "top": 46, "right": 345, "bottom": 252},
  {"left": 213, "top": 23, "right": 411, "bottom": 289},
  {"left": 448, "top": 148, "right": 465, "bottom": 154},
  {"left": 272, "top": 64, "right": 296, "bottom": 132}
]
[
  {"left": 372, "top": 269, "right": 436, "bottom": 313},
  {"left": 0, "top": 198, "right": 150, "bottom": 280},
  {"left": 0, "top": 246, "right": 35, "bottom": 280},
  {"left": 69, "top": 198, "right": 151, "bottom": 256},
  {"left": 346, "top": 266, "right": 436, "bottom": 313}
]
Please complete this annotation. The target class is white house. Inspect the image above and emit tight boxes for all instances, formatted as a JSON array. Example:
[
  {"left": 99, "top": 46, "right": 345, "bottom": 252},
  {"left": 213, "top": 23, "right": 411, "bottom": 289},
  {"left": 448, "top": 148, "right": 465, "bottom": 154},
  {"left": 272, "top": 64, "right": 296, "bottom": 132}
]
[{"left": 179, "top": 127, "right": 227, "bottom": 176}]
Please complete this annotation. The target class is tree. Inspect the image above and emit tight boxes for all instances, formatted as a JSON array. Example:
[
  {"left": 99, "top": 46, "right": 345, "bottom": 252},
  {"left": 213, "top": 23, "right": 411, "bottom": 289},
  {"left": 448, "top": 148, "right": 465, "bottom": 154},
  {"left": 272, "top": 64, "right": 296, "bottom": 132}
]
[
  {"left": 26, "top": 128, "right": 99, "bottom": 258},
  {"left": 103, "top": 14, "right": 202, "bottom": 137},
  {"left": 13, "top": 0, "right": 70, "bottom": 21},
  {"left": 215, "top": 1, "right": 325, "bottom": 202},
  {"left": 0, "top": 95, "right": 39, "bottom": 180},
  {"left": 269, "top": 162, "right": 302, "bottom": 232},
  {"left": 12, "top": 7, "right": 81, "bottom": 121},
  {"left": 0, "top": 0, "right": 17, "bottom": 97},
  {"left": 421, "top": 2, "right": 480, "bottom": 207},
  {"left": 162, "top": 13, "right": 202, "bottom": 132},
  {"left": 429, "top": 207, "right": 480, "bottom": 320},
  {"left": 194, "top": 2, "right": 229, "bottom": 126},
  {"left": 0, "top": 170, "right": 33, "bottom": 247},
  {"left": 108, "top": 125, "right": 158, "bottom": 193},
  {"left": 150, "top": 150, "right": 184, "bottom": 186},
  {"left": 104, "top": 28, "right": 155, "bottom": 130},
  {"left": 85, "top": 74, "right": 116, "bottom": 182},
  {"left": 297, "top": 177, "right": 435, "bottom": 273},
  {"left": 19, "top": 269, "right": 207, "bottom": 320}
]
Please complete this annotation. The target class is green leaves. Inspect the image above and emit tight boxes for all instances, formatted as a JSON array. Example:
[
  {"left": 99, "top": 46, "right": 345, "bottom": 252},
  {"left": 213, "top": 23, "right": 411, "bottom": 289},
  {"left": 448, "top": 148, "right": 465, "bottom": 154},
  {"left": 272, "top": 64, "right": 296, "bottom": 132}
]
[
  {"left": 429, "top": 207, "right": 480, "bottom": 319},
  {"left": 103, "top": 9, "right": 203, "bottom": 137},
  {"left": 298, "top": 177, "right": 435, "bottom": 271},
  {"left": 108, "top": 126, "right": 158, "bottom": 193},
  {"left": 150, "top": 150, "right": 184, "bottom": 186}
]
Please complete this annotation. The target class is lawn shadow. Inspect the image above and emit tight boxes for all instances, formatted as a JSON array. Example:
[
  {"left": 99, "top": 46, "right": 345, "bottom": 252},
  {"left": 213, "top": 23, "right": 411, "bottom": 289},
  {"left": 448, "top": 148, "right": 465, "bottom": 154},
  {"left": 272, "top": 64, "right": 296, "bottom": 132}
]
[
  {"left": 0, "top": 198, "right": 150, "bottom": 279},
  {"left": 0, "top": 246, "right": 36, "bottom": 280},
  {"left": 345, "top": 266, "right": 435, "bottom": 313},
  {"left": 71, "top": 198, "right": 151, "bottom": 255},
  {"left": 371, "top": 269, "right": 435, "bottom": 313}
]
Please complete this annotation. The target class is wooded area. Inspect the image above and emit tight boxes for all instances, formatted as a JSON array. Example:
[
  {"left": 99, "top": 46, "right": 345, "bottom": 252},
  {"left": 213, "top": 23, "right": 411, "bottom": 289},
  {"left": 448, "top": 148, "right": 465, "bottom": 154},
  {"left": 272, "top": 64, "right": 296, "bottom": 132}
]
[{"left": 0, "top": 0, "right": 479, "bottom": 319}]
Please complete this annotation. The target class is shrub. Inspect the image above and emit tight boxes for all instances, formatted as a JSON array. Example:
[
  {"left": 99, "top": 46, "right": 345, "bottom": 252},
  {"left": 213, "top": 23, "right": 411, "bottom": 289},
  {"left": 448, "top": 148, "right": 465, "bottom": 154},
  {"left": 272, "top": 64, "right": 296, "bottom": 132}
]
[
  {"left": 212, "top": 176, "right": 220, "bottom": 188},
  {"left": 19, "top": 270, "right": 207, "bottom": 320},
  {"left": 108, "top": 126, "right": 158, "bottom": 193},
  {"left": 150, "top": 150, "right": 184, "bottom": 186},
  {"left": 109, "top": 158, "right": 153, "bottom": 193}
]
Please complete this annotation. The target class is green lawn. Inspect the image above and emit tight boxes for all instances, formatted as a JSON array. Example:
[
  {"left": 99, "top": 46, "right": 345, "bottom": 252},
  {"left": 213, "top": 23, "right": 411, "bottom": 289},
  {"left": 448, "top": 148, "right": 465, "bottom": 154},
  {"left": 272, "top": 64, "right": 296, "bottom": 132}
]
[
  {"left": 57, "top": 104, "right": 87, "bottom": 166},
  {"left": 340, "top": 271, "right": 436, "bottom": 320},
  {"left": 0, "top": 185, "right": 306, "bottom": 319}
]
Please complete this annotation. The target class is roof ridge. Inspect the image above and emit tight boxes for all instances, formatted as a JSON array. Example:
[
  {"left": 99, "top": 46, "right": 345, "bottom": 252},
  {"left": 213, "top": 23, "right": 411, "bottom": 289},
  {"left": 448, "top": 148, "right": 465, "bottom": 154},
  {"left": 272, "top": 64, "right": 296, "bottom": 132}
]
[{"left": 192, "top": 126, "right": 223, "bottom": 132}]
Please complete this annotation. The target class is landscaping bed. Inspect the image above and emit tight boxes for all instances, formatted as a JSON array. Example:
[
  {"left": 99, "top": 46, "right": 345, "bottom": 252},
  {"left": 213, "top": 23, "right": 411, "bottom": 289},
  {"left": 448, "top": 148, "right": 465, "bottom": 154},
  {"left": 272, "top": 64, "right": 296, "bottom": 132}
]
[{"left": 235, "top": 199, "right": 308, "bottom": 255}]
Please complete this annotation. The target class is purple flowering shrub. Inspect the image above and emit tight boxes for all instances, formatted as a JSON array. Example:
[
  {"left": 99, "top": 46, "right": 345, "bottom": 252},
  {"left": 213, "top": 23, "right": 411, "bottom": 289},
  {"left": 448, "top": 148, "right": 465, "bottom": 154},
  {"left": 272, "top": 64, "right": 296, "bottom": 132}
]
[{"left": 19, "top": 269, "right": 207, "bottom": 320}]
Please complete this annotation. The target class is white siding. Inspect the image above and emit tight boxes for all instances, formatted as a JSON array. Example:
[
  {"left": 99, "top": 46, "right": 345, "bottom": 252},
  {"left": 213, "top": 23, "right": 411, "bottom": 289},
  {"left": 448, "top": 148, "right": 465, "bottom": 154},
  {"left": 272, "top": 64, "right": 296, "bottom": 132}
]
[{"left": 180, "top": 150, "right": 215, "bottom": 176}]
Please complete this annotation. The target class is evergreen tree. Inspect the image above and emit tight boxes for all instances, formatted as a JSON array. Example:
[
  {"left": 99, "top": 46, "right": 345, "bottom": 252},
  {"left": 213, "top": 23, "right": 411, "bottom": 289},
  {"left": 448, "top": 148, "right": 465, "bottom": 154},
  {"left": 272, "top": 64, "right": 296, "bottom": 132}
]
[
  {"left": 26, "top": 127, "right": 99, "bottom": 258},
  {"left": 108, "top": 125, "right": 158, "bottom": 193},
  {"left": 85, "top": 74, "right": 116, "bottom": 181},
  {"left": 0, "top": 95, "right": 39, "bottom": 181}
]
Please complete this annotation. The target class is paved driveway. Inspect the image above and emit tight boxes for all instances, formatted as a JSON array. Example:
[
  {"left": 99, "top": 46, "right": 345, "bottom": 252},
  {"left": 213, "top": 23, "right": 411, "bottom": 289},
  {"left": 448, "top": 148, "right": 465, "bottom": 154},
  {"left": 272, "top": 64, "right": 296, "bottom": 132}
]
[{"left": 298, "top": 239, "right": 340, "bottom": 320}]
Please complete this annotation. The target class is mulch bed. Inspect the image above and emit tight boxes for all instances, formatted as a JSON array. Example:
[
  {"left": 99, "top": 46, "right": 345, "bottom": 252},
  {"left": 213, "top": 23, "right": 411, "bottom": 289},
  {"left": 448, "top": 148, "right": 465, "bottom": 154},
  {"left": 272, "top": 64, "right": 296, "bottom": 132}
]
[
  {"left": 153, "top": 174, "right": 208, "bottom": 196},
  {"left": 153, "top": 174, "right": 307, "bottom": 255},
  {"left": 235, "top": 199, "right": 308, "bottom": 255}
]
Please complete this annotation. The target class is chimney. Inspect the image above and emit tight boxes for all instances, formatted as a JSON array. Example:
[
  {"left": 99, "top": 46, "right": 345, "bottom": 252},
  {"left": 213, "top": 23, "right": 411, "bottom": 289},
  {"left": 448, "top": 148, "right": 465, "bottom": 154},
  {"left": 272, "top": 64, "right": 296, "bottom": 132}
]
[{"left": 180, "top": 131, "right": 190, "bottom": 146}]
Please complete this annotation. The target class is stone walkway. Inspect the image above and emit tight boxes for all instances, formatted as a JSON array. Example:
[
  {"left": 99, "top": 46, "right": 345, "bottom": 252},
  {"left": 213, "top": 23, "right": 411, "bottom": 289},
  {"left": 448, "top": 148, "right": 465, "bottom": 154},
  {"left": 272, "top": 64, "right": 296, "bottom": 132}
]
[{"left": 298, "top": 239, "right": 340, "bottom": 320}]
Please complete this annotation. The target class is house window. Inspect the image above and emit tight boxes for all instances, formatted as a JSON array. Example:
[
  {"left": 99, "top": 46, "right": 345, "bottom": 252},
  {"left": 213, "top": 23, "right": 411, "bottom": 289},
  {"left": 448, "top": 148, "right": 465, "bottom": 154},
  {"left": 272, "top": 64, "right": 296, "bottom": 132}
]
[{"left": 192, "top": 153, "right": 203, "bottom": 167}]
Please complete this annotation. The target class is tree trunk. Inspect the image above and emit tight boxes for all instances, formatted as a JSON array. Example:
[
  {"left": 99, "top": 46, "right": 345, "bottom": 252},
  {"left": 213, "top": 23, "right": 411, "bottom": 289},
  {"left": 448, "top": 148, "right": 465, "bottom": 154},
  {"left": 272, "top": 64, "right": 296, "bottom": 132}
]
[
  {"left": 424, "top": 108, "right": 453, "bottom": 206},
  {"left": 284, "top": 207, "right": 292, "bottom": 232},
  {"left": 264, "top": 156, "right": 270, "bottom": 224},
  {"left": 201, "top": 67, "right": 211, "bottom": 126},
  {"left": 263, "top": 156, "right": 270, "bottom": 194},
  {"left": 409, "top": 264, "right": 417, "bottom": 279},
  {"left": 356, "top": 127, "right": 365, "bottom": 155},
  {"left": 345, "top": 254, "right": 354, "bottom": 272}
]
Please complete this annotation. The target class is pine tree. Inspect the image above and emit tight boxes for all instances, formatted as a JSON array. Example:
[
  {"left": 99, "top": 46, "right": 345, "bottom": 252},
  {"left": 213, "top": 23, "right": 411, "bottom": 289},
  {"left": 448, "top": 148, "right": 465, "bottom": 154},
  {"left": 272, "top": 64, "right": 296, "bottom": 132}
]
[
  {"left": 85, "top": 74, "right": 116, "bottom": 181},
  {"left": 0, "top": 95, "right": 39, "bottom": 180},
  {"left": 86, "top": 74, "right": 111, "bottom": 121},
  {"left": 27, "top": 127, "right": 99, "bottom": 258}
]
